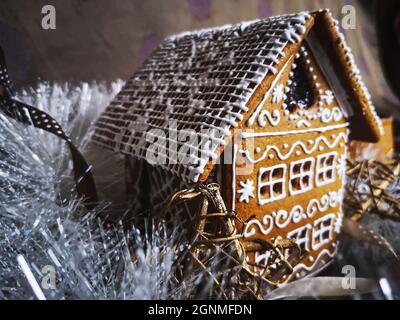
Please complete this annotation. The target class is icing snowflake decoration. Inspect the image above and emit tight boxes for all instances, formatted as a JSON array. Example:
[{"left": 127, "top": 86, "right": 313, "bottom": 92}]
[
  {"left": 321, "top": 90, "right": 334, "bottom": 105},
  {"left": 336, "top": 153, "right": 347, "bottom": 179},
  {"left": 238, "top": 179, "right": 255, "bottom": 203},
  {"left": 272, "top": 84, "right": 285, "bottom": 104}
]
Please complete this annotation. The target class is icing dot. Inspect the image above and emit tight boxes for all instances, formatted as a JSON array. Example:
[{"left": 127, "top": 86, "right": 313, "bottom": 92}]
[
  {"left": 295, "top": 150, "right": 301, "bottom": 156},
  {"left": 268, "top": 153, "right": 274, "bottom": 159},
  {"left": 283, "top": 143, "right": 289, "bottom": 149},
  {"left": 308, "top": 256, "right": 315, "bottom": 262},
  {"left": 319, "top": 146, "right": 324, "bottom": 151},
  {"left": 255, "top": 147, "right": 261, "bottom": 153}
]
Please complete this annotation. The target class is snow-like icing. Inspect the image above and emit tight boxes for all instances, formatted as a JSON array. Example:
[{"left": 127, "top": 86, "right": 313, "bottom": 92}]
[{"left": 94, "top": 11, "right": 310, "bottom": 182}]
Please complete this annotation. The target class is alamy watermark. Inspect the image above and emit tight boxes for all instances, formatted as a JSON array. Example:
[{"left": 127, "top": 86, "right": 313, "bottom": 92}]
[
  {"left": 135, "top": 120, "right": 255, "bottom": 176},
  {"left": 341, "top": 264, "right": 356, "bottom": 290},
  {"left": 341, "top": 5, "right": 356, "bottom": 30},
  {"left": 41, "top": 5, "right": 56, "bottom": 30}
]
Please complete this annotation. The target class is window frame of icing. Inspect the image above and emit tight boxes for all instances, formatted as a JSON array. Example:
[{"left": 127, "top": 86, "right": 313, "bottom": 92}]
[
  {"left": 315, "top": 151, "right": 338, "bottom": 187},
  {"left": 257, "top": 163, "right": 287, "bottom": 205},
  {"left": 287, "top": 223, "right": 312, "bottom": 253},
  {"left": 311, "top": 213, "right": 336, "bottom": 251},
  {"left": 289, "top": 156, "right": 315, "bottom": 195}
]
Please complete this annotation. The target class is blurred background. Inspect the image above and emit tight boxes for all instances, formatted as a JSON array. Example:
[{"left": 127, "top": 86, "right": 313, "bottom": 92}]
[{"left": 0, "top": 0, "right": 399, "bottom": 108}]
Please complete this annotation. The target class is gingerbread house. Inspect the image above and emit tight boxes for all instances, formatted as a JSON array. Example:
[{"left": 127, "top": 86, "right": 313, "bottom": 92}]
[{"left": 92, "top": 10, "right": 384, "bottom": 283}]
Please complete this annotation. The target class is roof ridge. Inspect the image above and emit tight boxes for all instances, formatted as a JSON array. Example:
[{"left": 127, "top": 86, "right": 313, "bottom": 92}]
[{"left": 166, "top": 11, "right": 310, "bottom": 42}]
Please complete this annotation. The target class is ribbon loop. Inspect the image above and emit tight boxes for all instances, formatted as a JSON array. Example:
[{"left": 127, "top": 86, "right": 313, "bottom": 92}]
[{"left": 0, "top": 46, "right": 98, "bottom": 209}]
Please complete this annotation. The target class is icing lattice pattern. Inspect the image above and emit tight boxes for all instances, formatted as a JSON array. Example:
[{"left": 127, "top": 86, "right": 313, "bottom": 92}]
[{"left": 93, "top": 12, "right": 311, "bottom": 182}]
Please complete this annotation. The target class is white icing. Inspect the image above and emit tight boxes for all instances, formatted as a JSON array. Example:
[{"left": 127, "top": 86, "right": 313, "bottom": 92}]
[
  {"left": 320, "top": 106, "right": 343, "bottom": 123},
  {"left": 321, "top": 90, "right": 334, "bottom": 105},
  {"left": 243, "top": 190, "right": 342, "bottom": 238},
  {"left": 240, "top": 123, "right": 349, "bottom": 139},
  {"left": 257, "top": 164, "right": 287, "bottom": 205},
  {"left": 315, "top": 151, "right": 338, "bottom": 187},
  {"left": 257, "top": 109, "right": 281, "bottom": 127},
  {"left": 288, "top": 157, "right": 315, "bottom": 196},
  {"left": 243, "top": 214, "right": 274, "bottom": 238},
  {"left": 296, "top": 119, "right": 312, "bottom": 128},
  {"left": 240, "top": 130, "right": 347, "bottom": 163},
  {"left": 287, "top": 223, "right": 313, "bottom": 252},
  {"left": 311, "top": 213, "right": 336, "bottom": 251},
  {"left": 247, "top": 58, "right": 293, "bottom": 127},
  {"left": 231, "top": 144, "right": 238, "bottom": 211},
  {"left": 272, "top": 84, "right": 285, "bottom": 104},
  {"left": 237, "top": 179, "right": 255, "bottom": 203}
]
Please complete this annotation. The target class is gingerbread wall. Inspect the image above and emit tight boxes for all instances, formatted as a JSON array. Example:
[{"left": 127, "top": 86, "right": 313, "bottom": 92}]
[{"left": 231, "top": 44, "right": 349, "bottom": 282}]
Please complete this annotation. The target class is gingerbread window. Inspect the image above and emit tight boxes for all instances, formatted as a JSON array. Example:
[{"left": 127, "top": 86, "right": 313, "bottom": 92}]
[
  {"left": 287, "top": 224, "right": 311, "bottom": 253},
  {"left": 258, "top": 164, "right": 286, "bottom": 205},
  {"left": 311, "top": 214, "right": 335, "bottom": 251},
  {"left": 315, "top": 152, "right": 337, "bottom": 187},
  {"left": 289, "top": 157, "right": 315, "bottom": 195}
]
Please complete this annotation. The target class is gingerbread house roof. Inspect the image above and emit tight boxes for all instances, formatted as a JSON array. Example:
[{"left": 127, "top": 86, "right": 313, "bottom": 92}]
[{"left": 93, "top": 10, "right": 383, "bottom": 183}]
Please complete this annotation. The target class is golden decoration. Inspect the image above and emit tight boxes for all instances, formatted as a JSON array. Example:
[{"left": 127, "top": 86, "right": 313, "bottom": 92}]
[
  {"left": 160, "top": 183, "right": 305, "bottom": 299},
  {"left": 345, "top": 158, "right": 400, "bottom": 222}
]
